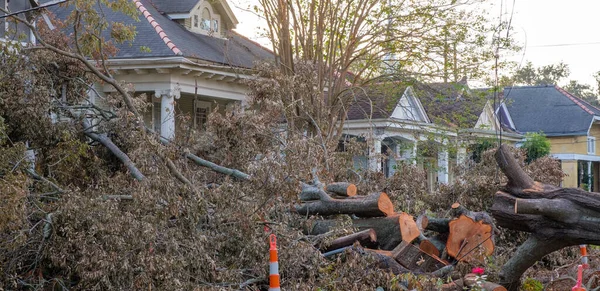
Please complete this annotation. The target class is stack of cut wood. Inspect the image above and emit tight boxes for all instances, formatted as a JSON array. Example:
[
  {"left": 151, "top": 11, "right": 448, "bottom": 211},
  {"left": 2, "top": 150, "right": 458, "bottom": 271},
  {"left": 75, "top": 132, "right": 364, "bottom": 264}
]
[{"left": 296, "top": 180, "right": 503, "bottom": 289}]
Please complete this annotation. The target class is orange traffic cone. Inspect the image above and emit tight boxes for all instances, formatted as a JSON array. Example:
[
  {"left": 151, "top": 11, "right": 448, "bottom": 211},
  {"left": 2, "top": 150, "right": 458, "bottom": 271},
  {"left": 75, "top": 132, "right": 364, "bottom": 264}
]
[
  {"left": 572, "top": 264, "right": 586, "bottom": 291},
  {"left": 269, "top": 234, "right": 280, "bottom": 291},
  {"left": 580, "top": 245, "right": 589, "bottom": 268}
]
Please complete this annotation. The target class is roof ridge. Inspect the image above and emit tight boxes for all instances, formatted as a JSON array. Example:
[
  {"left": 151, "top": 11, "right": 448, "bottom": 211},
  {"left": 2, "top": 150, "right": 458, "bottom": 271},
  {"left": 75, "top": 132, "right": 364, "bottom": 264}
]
[
  {"left": 503, "top": 85, "right": 554, "bottom": 89},
  {"left": 133, "top": 0, "right": 182, "bottom": 56},
  {"left": 555, "top": 85, "right": 596, "bottom": 115}
]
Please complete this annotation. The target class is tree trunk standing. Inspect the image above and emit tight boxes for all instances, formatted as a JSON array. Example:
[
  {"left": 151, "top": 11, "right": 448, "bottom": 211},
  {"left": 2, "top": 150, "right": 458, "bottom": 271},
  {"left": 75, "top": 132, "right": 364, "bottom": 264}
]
[{"left": 491, "top": 144, "right": 600, "bottom": 290}]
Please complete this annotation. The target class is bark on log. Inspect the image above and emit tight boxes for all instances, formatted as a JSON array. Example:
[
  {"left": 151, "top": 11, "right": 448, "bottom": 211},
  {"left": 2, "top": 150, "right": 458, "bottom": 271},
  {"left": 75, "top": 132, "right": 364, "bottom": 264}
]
[
  {"left": 306, "top": 215, "right": 402, "bottom": 250},
  {"left": 299, "top": 182, "right": 332, "bottom": 201},
  {"left": 82, "top": 119, "right": 145, "bottom": 181},
  {"left": 491, "top": 144, "right": 600, "bottom": 291},
  {"left": 421, "top": 216, "right": 451, "bottom": 233},
  {"left": 295, "top": 192, "right": 394, "bottom": 217},
  {"left": 360, "top": 248, "right": 410, "bottom": 275},
  {"left": 326, "top": 182, "right": 357, "bottom": 197},
  {"left": 321, "top": 229, "right": 377, "bottom": 252},
  {"left": 391, "top": 241, "right": 447, "bottom": 273}
]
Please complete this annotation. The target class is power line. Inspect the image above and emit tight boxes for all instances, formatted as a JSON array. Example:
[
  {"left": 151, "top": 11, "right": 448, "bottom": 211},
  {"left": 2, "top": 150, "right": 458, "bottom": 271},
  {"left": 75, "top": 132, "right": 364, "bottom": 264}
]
[
  {"left": 529, "top": 41, "right": 600, "bottom": 48},
  {"left": 0, "top": 0, "right": 69, "bottom": 20}
]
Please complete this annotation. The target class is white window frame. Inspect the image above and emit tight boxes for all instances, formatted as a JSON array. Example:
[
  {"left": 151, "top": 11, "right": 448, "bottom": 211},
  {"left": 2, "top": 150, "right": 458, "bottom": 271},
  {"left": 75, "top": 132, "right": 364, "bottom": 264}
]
[
  {"left": 588, "top": 136, "right": 596, "bottom": 155},
  {"left": 194, "top": 100, "right": 211, "bottom": 129},
  {"left": 0, "top": 0, "right": 36, "bottom": 44},
  {"left": 190, "top": 1, "right": 222, "bottom": 37}
]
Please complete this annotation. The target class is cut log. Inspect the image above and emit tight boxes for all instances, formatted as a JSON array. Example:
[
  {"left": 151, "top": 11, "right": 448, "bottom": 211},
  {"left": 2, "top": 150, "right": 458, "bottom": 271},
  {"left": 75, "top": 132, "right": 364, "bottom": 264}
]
[
  {"left": 491, "top": 144, "right": 600, "bottom": 290},
  {"left": 295, "top": 192, "right": 394, "bottom": 217},
  {"left": 306, "top": 215, "right": 402, "bottom": 250},
  {"left": 326, "top": 182, "right": 357, "bottom": 197},
  {"left": 399, "top": 212, "right": 420, "bottom": 243},
  {"left": 419, "top": 239, "right": 440, "bottom": 257},
  {"left": 391, "top": 241, "right": 447, "bottom": 273},
  {"left": 421, "top": 216, "right": 451, "bottom": 233},
  {"left": 360, "top": 248, "right": 410, "bottom": 275},
  {"left": 299, "top": 182, "right": 332, "bottom": 201},
  {"left": 321, "top": 229, "right": 377, "bottom": 252},
  {"left": 447, "top": 214, "right": 494, "bottom": 262}
]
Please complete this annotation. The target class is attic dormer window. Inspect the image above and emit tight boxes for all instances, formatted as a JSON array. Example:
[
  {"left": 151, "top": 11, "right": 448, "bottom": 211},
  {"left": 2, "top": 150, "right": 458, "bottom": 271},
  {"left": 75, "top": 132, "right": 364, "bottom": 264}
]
[
  {"left": 190, "top": 2, "right": 222, "bottom": 36},
  {"left": 200, "top": 8, "right": 211, "bottom": 31}
]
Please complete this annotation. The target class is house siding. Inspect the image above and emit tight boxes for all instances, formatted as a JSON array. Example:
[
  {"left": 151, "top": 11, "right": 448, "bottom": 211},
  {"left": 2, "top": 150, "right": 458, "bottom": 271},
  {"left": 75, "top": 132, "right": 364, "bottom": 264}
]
[
  {"left": 549, "top": 136, "right": 588, "bottom": 155},
  {"left": 562, "top": 159, "right": 578, "bottom": 188}
]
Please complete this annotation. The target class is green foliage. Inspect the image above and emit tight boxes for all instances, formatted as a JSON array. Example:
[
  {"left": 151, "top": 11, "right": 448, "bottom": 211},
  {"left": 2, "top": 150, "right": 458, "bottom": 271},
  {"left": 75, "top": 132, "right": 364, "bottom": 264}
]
[
  {"left": 522, "top": 132, "right": 551, "bottom": 163},
  {"left": 501, "top": 61, "right": 570, "bottom": 86},
  {"left": 470, "top": 138, "right": 496, "bottom": 163},
  {"left": 522, "top": 277, "right": 544, "bottom": 291}
]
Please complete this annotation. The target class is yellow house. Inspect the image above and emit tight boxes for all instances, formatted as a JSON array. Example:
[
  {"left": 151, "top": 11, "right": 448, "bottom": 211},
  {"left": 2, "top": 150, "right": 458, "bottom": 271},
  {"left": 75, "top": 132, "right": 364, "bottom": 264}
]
[{"left": 501, "top": 85, "right": 600, "bottom": 190}]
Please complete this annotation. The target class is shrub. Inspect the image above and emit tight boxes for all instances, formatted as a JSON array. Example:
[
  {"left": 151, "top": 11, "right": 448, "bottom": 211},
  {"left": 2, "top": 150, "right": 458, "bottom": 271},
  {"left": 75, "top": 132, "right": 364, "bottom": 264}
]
[{"left": 522, "top": 132, "right": 551, "bottom": 163}]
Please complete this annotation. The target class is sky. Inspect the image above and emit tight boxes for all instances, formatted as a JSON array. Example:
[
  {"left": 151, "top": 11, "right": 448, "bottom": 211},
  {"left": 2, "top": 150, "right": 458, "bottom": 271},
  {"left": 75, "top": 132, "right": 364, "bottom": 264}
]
[{"left": 230, "top": 0, "right": 600, "bottom": 87}]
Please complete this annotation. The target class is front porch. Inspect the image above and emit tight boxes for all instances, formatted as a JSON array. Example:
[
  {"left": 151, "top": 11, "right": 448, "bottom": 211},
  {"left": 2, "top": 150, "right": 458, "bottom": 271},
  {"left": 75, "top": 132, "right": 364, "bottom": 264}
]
[{"left": 557, "top": 158, "right": 600, "bottom": 191}]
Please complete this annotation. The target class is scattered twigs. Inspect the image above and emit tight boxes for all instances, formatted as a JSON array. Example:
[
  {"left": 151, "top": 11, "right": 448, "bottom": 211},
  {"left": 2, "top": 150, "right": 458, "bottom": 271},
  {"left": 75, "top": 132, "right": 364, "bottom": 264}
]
[{"left": 25, "top": 169, "right": 64, "bottom": 194}]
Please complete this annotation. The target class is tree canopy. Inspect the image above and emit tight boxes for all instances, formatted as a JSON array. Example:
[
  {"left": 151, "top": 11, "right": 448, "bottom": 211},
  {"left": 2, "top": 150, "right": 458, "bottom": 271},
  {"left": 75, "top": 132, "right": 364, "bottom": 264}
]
[{"left": 257, "top": 0, "right": 518, "bottom": 143}]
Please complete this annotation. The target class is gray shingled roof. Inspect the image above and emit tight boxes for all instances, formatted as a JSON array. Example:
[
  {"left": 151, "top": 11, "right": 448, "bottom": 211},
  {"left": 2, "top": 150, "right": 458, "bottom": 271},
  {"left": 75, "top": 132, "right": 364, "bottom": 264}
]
[
  {"left": 43, "top": 0, "right": 273, "bottom": 68},
  {"left": 413, "top": 81, "right": 488, "bottom": 128},
  {"left": 503, "top": 85, "right": 600, "bottom": 136},
  {"left": 346, "top": 84, "right": 407, "bottom": 120},
  {"left": 148, "top": 0, "right": 199, "bottom": 14}
]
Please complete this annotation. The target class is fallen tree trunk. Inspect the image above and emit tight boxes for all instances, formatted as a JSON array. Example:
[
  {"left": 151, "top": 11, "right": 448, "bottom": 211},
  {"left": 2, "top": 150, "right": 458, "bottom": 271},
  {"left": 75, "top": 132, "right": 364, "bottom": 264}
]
[
  {"left": 491, "top": 144, "right": 600, "bottom": 290},
  {"left": 360, "top": 248, "right": 410, "bottom": 275},
  {"left": 82, "top": 118, "right": 145, "bottom": 181},
  {"left": 295, "top": 192, "right": 394, "bottom": 217},
  {"left": 326, "top": 182, "right": 357, "bottom": 197},
  {"left": 299, "top": 182, "right": 330, "bottom": 201},
  {"left": 321, "top": 229, "right": 377, "bottom": 252},
  {"left": 391, "top": 241, "right": 447, "bottom": 273},
  {"left": 306, "top": 215, "right": 402, "bottom": 250}
]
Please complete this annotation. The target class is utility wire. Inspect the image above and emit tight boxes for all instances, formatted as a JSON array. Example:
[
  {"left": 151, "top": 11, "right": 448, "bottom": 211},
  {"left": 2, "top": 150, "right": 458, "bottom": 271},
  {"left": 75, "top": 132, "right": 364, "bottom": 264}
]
[
  {"left": 0, "top": 0, "right": 69, "bottom": 20},
  {"left": 529, "top": 41, "right": 600, "bottom": 48}
]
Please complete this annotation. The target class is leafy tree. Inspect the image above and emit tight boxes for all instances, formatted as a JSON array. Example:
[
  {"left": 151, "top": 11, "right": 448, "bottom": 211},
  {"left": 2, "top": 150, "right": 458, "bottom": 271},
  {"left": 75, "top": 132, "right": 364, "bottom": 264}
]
[
  {"left": 470, "top": 138, "right": 496, "bottom": 163},
  {"left": 258, "top": 0, "right": 517, "bottom": 143},
  {"left": 522, "top": 132, "right": 551, "bottom": 163},
  {"left": 499, "top": 61, "right": 600, "bottom": 106},
  {"left": 564, "top": 80, "right": 600, "bottom": 106},
  {"left": 500, "top": 61, "right": 570, "bottom": 87}
]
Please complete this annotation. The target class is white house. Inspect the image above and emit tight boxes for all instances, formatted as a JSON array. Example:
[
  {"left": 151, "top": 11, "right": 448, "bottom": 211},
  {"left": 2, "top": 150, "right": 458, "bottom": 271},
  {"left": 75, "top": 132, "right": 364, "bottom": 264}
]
[{"left": 43, "top": 0, "right": 273, "bottom": 140}]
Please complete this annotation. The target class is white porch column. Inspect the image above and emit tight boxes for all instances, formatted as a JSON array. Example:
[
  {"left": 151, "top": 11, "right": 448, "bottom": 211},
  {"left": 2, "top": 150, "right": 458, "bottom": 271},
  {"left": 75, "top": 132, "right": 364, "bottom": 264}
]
[
  {"left": 438, "top": 148, "right": 449, "bottom": 184},
  {"left": 456, "top": 146, "right": 467, "bottom": 165},
  {"left": 411, "top": 141, "right": 418, "bottom": 165},
  {"left": 155, "top": 89, "right": 180, "bottom": 141},
  {"left": 588, "top": 161, "right": 593, "bottom": 191},
  {"left": 369, "top": 137, "right": 383, "bottom": 172}
]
